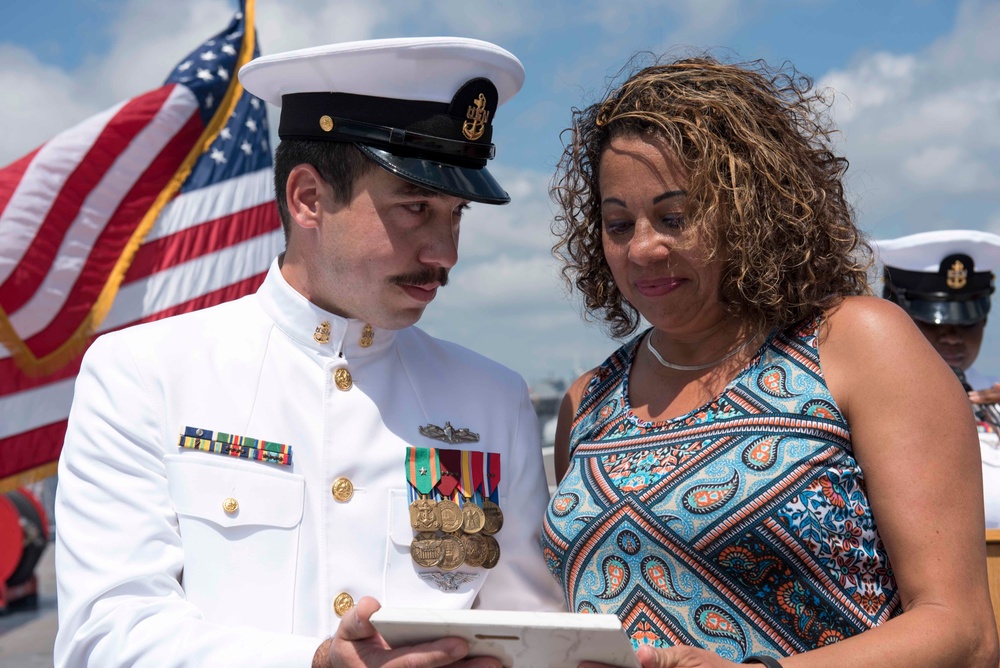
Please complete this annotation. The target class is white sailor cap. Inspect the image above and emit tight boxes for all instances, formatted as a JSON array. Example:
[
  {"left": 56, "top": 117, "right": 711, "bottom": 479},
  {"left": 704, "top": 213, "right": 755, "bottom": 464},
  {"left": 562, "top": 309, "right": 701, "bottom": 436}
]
[
  {"left": 875, "top": 229, "right": 1000, "bottom": 325},
  {"left": 238, "top": 36, "right": 525, "bottom": 204}
]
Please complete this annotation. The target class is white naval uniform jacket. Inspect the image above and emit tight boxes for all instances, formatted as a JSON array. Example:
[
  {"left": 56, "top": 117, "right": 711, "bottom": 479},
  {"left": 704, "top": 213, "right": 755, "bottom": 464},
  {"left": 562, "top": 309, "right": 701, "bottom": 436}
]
[
  {"left": 966, "top": 366, "right": 1000, "bottom": 528},
  {"left": 54, "top": 260, "right": 565, "bottom": 668}
]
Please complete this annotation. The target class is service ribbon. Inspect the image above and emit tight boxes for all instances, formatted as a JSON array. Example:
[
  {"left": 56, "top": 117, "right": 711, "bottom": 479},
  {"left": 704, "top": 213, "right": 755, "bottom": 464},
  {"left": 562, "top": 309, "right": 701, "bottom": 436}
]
[
  {"left": 437, "top": 448, "right": 461, "bottom": 496},
  {"left": 486, "top": 452, "right": 501, "bottom": 501},
  {"left": 406, "top": 447, "right": 435, "bottom": 495}
]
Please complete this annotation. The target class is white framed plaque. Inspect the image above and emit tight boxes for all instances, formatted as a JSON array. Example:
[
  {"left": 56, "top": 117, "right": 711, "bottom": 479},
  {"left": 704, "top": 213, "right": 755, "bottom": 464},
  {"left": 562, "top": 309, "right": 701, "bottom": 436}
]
[{"left": 370, "top": 607, "right": 640, "bottom": 668}]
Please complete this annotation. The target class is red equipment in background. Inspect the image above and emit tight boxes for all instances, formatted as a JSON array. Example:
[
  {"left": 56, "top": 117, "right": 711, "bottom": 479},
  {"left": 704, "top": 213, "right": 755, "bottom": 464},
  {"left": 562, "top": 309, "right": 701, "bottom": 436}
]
[{"left": 0, "top": 487, "right": 48, "bottom": 614}]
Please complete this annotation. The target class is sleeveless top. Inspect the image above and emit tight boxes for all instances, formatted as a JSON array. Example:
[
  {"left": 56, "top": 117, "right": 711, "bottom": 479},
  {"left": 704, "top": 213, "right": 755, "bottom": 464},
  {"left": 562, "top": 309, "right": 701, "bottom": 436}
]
[{"left": 541, "top": 318, "right": 901, "bottom": 661}]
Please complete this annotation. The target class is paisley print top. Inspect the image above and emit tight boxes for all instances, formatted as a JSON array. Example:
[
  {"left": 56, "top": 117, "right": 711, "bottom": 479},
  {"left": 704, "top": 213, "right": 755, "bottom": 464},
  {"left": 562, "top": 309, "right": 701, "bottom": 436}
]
[{"left": 542, "top": 318, "right": 900, "bottom": 661}]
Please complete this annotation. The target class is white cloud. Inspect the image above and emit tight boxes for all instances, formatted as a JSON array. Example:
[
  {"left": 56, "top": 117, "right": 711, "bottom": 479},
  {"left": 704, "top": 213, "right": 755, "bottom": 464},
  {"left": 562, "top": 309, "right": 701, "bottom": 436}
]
[
  {"left": 0, "top": 45, "right": 102, "bottom": 163},
  {"left": 818, "top": 0, "right": 1000, "bottom": 236}
]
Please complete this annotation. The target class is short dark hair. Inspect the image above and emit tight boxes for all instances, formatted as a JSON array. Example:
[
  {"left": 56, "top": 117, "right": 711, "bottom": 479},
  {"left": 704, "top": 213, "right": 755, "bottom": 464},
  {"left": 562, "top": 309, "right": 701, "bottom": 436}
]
[{"left": 272, "top": 139, "right": 378, "bottom": 238}]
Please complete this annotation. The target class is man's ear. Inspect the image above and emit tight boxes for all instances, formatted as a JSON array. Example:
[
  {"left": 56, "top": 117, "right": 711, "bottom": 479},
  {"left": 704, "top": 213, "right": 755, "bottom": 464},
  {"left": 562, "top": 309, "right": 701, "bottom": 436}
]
[{"left": 286, "top": 164, "right": 326, "bottom": 230}]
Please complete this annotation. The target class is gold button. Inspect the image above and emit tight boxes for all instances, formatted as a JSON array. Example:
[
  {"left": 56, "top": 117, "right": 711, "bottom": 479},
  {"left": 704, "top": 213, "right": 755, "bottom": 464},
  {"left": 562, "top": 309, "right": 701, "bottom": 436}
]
[
  {"left": 334, "top": 367, "right": 353, "bottom": 391},
  {"left": 333, "top": 592, "right": 354, "bottom": 617},
  {"left": 222, "top": 497, "right": 239, "bottom": 514},
  {"left": 331, "top": 477, "right": 354, "bottom": 502},
  {"left": 319, "top": 115, "right": 334, "bottom": 132}
]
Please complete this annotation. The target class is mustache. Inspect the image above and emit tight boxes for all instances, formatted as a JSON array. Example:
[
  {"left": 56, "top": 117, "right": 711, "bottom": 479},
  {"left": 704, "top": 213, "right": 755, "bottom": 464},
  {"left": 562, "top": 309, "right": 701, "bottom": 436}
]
[{"left": 389, "top": 267, "right": 449, "bottom": 288}]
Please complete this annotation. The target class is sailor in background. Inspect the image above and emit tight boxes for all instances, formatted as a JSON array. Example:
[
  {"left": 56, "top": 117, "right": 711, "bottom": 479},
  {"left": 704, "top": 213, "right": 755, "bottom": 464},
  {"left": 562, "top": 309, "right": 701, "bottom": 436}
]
[{"left": 877, "top": 229, "right": 1000, "bottom": 528}]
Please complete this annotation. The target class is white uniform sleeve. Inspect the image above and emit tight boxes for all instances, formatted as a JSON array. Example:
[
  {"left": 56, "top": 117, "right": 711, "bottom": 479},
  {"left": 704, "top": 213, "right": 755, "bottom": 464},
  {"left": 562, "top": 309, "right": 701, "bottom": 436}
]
[
  {"left": 53, "top": 334, "right": 321, "bottom": 668},
  {"left": 472, "top": 381, "right": 567, "bottom": 612}
]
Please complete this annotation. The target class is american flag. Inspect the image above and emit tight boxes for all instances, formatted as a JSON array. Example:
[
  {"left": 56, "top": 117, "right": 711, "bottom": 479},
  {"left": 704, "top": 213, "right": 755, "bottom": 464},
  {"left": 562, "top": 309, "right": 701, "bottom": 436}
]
[{"left": 0, "top": 0, "right": 282, "bottom": 490}]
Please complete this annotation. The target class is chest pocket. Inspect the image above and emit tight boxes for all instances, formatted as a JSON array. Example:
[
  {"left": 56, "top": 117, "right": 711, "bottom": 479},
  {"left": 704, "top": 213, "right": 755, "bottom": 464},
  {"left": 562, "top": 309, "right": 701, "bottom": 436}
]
[
  {"left": 383, "top": 488, "right": 486, "bottom": 608},
  {"left": 165, "top": 454, "right": 304, "bottom": 631}
]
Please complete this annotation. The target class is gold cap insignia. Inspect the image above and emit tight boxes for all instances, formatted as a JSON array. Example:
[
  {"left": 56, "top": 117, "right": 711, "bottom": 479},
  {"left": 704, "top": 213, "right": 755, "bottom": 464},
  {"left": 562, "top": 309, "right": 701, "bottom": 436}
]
[
  {"left": 319, "top": 115, "right": 334, "bottom": 132},
  {"left": 462, "top": 93, "right": 490, "bottom": 141},
  {"left": 947, "top": 260, "right": 968, "bottom": 290}
]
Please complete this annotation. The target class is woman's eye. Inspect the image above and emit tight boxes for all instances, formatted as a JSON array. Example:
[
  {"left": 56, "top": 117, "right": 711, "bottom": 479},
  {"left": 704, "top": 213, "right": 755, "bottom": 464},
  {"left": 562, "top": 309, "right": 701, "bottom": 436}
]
[
  {"left": 603, "top": 220, "right": 632, "bottom": 235},
  {"left": 661, "top": 214, "right": 685, "bottom": 229}
]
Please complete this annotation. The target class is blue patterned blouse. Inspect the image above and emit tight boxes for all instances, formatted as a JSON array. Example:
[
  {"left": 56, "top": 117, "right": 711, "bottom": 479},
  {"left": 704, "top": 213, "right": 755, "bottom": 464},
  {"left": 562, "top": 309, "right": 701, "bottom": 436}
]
[{"left": 542, "top": 318, "right": 901, "bottom": 661}]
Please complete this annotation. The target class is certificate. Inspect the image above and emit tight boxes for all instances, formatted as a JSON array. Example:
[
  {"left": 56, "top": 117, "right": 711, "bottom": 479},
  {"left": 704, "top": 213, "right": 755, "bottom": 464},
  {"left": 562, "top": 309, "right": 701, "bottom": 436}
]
[{"left": 370, "top": 607, "right": 640, "bottom": 668}]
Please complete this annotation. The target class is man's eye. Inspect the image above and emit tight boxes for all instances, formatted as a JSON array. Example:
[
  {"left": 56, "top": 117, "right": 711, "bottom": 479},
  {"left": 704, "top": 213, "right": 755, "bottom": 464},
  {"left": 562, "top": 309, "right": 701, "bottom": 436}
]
[{"left": 404, "top": 203, "right": 427, "bottom": 213}]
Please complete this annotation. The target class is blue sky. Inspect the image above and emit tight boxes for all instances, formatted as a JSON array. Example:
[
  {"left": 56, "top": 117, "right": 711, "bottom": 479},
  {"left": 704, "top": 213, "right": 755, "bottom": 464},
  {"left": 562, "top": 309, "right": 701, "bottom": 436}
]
[{"left": 2, "top": 0, "right": 1000, "bottom": 387}]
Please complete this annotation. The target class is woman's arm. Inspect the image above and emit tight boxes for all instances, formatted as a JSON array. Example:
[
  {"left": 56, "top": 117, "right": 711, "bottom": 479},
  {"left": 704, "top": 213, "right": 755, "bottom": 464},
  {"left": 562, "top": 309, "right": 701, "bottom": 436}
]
[
  {"left": 554, "top": 370, "right": 597, "bottom": 484},
  {"left": 797, "top": 295, "right": 998, "bottom": 668}
]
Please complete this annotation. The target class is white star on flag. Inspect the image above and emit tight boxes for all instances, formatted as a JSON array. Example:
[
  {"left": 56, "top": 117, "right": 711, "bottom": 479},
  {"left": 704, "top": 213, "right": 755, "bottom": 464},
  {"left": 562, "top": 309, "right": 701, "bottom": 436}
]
[
  {"left": 209, "top": 148, "right": 227, "bottom": 164},
  {"left": 240, "top": 141, "right": 252, "bottom": 155}
]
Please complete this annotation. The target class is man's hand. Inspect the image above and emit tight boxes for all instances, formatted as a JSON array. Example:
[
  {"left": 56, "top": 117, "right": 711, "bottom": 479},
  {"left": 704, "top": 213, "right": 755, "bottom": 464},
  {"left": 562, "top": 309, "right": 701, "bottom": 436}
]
[
  {"left": 312, "top": 597, "right": 502, "bottom": 668},
  {"left": 968, "top": 382, "right": 1000, "bottom": 406}
]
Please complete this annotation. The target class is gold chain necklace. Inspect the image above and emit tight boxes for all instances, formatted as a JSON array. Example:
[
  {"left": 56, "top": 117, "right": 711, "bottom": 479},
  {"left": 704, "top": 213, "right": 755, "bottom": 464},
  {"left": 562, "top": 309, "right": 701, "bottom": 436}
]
[{"left": 646, "top": 332, "right": 755, "bottom": 372}]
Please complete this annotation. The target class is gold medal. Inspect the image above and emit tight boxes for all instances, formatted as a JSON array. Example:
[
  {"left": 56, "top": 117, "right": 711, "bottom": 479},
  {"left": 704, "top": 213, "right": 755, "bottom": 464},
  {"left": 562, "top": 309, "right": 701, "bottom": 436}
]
[
  {"left": 437, "top": 499, "right": 463, "bottom": 533},
  {"left": 438, "top": 534, "right": 466, "bottom": 571},
  {"left": 481, "top": 499, "right": 504, "bottom": 535},
  {"left": 461, "top": 502, "right": 486, "bottom": 534},
  {"left": 481, "top": 534, "right": 500, "bottom": 569},
  {"left": 410, "top": 533, "right": 444, "bottom": 567},
  {"left": 461, "top": 533, "right": 488, "bottom": 568},
  {"left": 409, "top": 497, "right": 441, "bottom": 532}
]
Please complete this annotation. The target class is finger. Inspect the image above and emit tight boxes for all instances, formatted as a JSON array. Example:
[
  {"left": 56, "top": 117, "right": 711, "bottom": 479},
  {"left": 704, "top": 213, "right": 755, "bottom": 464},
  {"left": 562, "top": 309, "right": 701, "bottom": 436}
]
[
  {"left": 636, "top": 645, "right": 677, "bottom": 668},
  {"left": 336, "top": 596, "right": 382, "bottom": 642},
  {"left": 380, "top": 638, "right": 471, "bottom": 667}
]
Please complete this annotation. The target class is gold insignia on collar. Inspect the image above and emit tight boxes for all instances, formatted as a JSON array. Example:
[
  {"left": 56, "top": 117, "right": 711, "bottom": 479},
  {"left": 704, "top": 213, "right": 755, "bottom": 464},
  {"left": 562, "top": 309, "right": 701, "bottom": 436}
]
[
  {"left": 462, "top": 94, "right": 490, "bottom": 141},
  {"left": 360, "top": 324, "right": 374, "bottom": 348},
  {"left": 419, "top": 421, "right": 480, "bottom": 444},
  {"left": 947, "top": 260, "right": 968, "bottom": 290},
  {"left": 313, "top": 320, "right": 331, "bottom": 344}
]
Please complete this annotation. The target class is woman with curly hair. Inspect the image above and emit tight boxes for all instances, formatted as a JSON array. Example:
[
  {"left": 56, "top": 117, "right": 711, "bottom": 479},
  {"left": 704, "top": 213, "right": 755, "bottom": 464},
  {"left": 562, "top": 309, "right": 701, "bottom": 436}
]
[{"left": 542, "top": 55, "right": 999, "bottom": 668}]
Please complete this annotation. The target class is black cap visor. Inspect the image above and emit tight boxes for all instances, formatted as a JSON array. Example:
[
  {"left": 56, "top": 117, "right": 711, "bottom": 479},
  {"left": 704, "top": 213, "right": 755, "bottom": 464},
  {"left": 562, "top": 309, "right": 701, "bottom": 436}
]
[
  {"left": 901, "top": 295, "right": 991, "bottom": 325},
  {"left": 358, "top": 144, "right": 510, "bottom": 204}
]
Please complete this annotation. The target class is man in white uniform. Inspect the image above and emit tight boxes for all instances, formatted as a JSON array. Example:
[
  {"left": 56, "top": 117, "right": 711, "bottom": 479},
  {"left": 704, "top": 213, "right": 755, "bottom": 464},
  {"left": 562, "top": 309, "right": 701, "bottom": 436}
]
[
  {"left": 54, "top": 38, "right": 564, "bottom": 668},
  {"left": 877, "top": 230, "right": 1000, "bottom": 529}
]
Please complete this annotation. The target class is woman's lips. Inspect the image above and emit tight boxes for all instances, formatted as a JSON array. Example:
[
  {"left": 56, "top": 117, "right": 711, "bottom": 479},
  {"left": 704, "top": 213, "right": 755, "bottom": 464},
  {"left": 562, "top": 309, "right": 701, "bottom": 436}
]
[{"left": 634, "top": 277, "right": 685, "bottom": 297}]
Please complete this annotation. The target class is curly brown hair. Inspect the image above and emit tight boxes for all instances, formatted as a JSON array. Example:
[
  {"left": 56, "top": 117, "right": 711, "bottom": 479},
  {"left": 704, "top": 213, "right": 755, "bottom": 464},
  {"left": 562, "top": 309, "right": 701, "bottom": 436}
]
[{"left": 551, "top": 54, "right": 873, "bottom": 339}]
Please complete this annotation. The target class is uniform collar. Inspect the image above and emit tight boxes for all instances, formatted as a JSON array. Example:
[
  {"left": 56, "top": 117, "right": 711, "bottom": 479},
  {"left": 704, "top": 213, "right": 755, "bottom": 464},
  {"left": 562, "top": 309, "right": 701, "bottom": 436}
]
[{"left": 256, "top": 257, "right": 396, "bottom": 358}]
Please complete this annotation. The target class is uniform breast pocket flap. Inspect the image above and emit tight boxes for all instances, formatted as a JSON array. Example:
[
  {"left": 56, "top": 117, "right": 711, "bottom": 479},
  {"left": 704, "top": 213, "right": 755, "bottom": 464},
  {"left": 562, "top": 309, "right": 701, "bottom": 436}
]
[{"left": 165, "top": 454, "right": 304, "bottom": 530}]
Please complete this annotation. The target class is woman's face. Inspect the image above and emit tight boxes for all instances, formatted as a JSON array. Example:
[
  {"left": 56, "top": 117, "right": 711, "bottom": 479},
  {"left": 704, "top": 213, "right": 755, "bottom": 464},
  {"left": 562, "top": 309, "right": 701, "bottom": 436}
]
[
  {"left": 913, "top": 319, "right": 985, "bottom": 371},
  {"left": 598, "top": 134, "right": 727, "bottom": 337}
]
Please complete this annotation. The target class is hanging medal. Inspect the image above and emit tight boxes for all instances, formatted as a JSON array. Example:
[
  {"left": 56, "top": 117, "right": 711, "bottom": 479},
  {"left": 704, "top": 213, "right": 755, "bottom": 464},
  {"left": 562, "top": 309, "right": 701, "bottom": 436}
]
[
  {"left": 435, "top": 449, "right": 463, "bottom": 532},
  {"left": 459, "top": 450, "right": 485, "bottom": 535},
  {"left": 481, "top": 452, "right": 503, "bottom": 536},
  {"left": 406, "top": 447, "right": 444, "bottom": 568}
]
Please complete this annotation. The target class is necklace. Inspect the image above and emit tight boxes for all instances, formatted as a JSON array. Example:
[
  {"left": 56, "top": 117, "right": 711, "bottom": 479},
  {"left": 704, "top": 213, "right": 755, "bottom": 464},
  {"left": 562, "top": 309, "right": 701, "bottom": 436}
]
[{"left": 646, "top": 332, "right": 755, "bottom": 372}]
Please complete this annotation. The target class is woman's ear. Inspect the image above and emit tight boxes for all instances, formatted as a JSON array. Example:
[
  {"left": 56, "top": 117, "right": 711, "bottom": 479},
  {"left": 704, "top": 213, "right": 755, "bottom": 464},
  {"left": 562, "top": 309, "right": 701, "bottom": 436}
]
[{"left": 285, "top": 164, "right": 326, "bottom": 230}]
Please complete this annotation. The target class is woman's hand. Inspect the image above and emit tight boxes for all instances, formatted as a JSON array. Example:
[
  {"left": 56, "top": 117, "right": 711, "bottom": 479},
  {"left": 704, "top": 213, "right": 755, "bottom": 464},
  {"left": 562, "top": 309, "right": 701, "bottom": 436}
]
[{"left": 580, "top": 645, "right": 741, "bottom": 668}]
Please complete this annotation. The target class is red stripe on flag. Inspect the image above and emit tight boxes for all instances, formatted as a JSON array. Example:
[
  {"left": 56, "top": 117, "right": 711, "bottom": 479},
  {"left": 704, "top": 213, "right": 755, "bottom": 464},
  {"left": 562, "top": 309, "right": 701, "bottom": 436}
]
[
  {"left": 0, "top": 421, "right": 67, "bottom": 482},
  {"left": 0, "top": 271, "right": 268, "bottom": 399},
  {"left": 0, "top": 147, "right": 42, "bottom": 218},
  {"left": 0, "top": 85, "right": 184, "bottom": 316},
  {"left": 18, "top": 112, "right": 205, "bottom": 359},
  {"left": 123, "top": 201, "right": 280, "bottom": 284}
]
